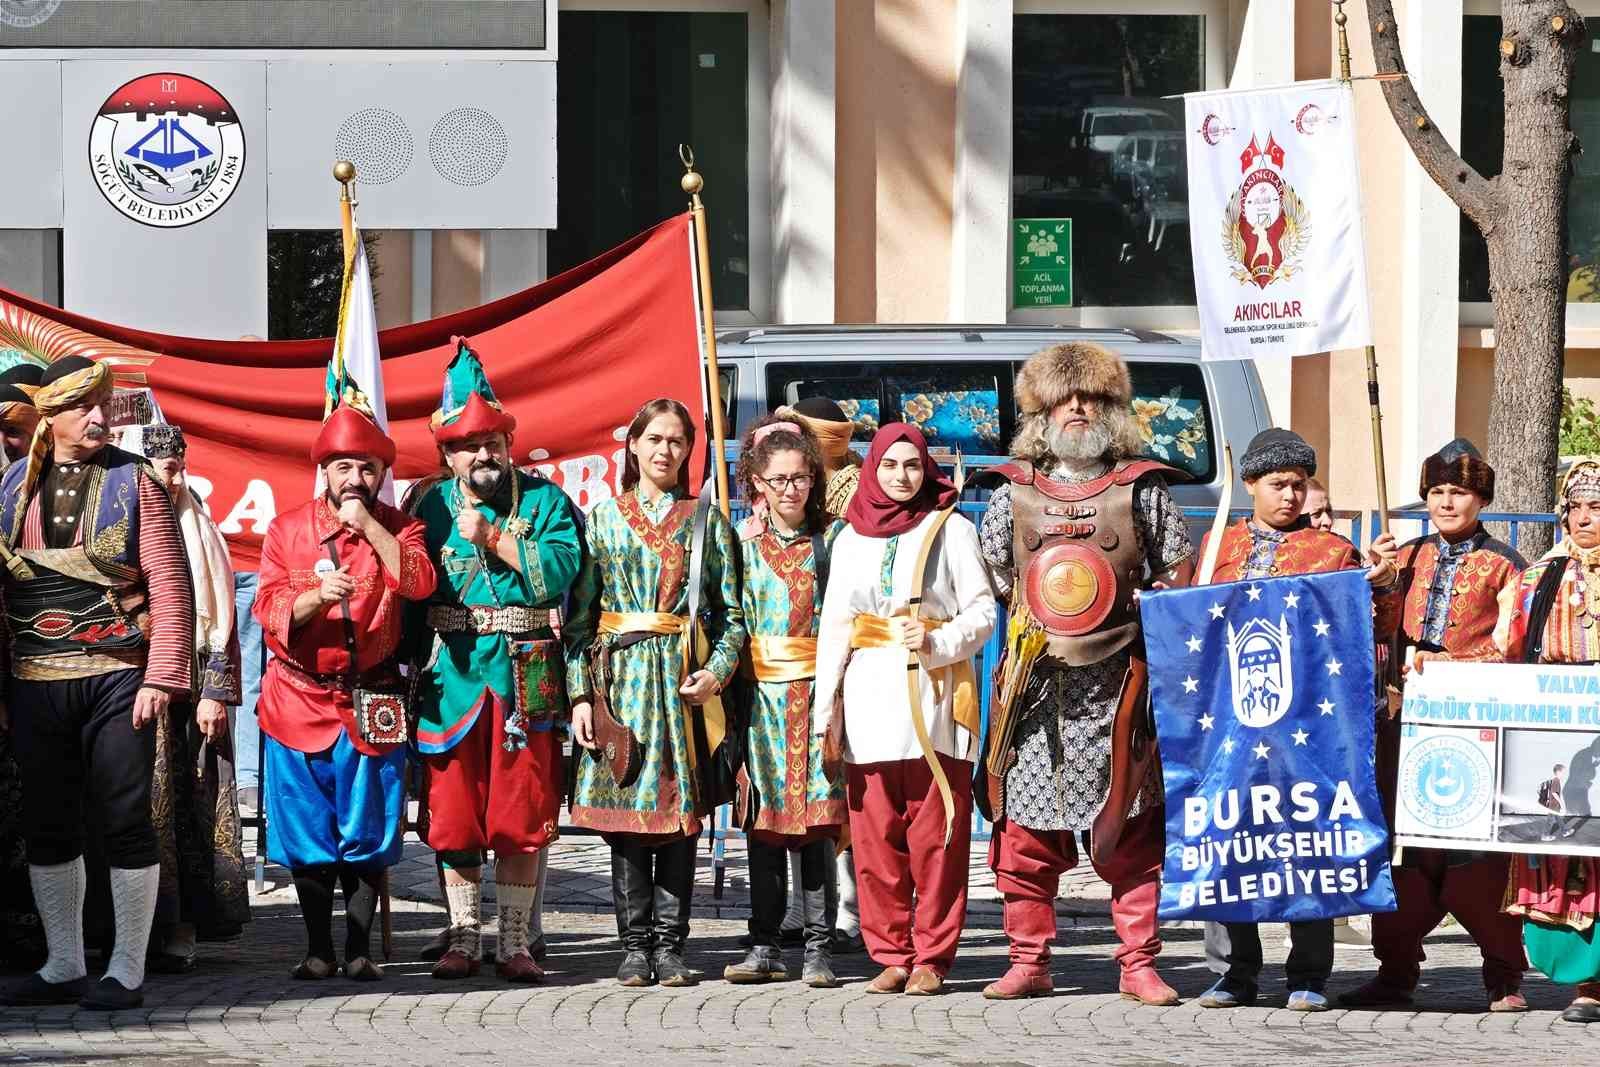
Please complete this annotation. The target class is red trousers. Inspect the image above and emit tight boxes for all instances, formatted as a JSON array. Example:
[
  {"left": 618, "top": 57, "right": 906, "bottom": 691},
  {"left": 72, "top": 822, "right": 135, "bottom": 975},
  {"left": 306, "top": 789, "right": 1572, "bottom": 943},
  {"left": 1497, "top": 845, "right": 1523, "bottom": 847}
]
[
  {"left": 988, "top": 806, "right": 1165, "bottom": 972},
  {"left": 846, "top": 755, "right": 972, "bottom": 974},
  {"left": 422, "top": 710, "right": 562, "bottom": 855},
  {"left": 1371, "top": 848, "right": 1526, "bottom": 992}
]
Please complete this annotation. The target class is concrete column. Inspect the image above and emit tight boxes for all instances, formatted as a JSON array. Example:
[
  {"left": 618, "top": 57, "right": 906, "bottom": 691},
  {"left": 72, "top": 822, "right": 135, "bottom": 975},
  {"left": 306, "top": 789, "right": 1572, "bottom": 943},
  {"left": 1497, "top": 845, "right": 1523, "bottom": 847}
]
[
  {"left": 431, "top": 229, "right": 484, "bottom": 317},
  {"left": 1231, "top": 0, "right": 1299, "bottom": 427},
  {"left": 482, "top": 230, "right": 548, "bottom": 302},
  {"left": 947, "top": 0, "right": 1011, "bottom": 324},
  {"left": 771, "top": 0, "right": 835, "bottom": 324},
  {"left": 833, "top": 0, "right": 876, "bottom": 321},
  {"left": 0, "top": 230, "right": 60, "bottom": 305}
]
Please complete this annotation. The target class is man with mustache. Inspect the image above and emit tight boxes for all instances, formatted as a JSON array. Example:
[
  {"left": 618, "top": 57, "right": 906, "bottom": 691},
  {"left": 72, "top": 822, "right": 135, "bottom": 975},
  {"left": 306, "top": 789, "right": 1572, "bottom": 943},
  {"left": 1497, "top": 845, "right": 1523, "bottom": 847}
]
[
  {"left": 0, "top": 355, "right": 195, "bottom": 1010},
  {"left": 0, "top": 363, "right": 43, "bottom": 464},
  {"left": 252, "top": 398, "right": 435, "bottom": 981},
  {"left": 976, "top": 343, "right": 1194, "bottom": 1004},
  {"left": 408, "top": 340, "right": 583, "bottom": 983}
]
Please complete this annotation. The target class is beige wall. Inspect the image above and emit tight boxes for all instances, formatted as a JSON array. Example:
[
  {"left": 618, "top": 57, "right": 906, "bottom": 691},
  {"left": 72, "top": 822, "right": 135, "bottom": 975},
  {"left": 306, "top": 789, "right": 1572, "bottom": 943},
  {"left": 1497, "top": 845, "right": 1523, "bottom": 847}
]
[{"left": 835, "top": 0, "right": 958, "bottom": 322}]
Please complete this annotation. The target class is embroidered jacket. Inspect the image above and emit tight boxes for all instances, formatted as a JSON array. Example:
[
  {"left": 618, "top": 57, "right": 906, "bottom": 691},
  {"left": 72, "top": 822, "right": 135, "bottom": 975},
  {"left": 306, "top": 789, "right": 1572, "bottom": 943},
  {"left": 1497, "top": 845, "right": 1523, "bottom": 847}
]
[
  {"left": 253, "top": 497, "right": 436, "bottom": 754},
  {"left": 1394, "top": 526, "right": 1524, "bottom": 661},
  {"left": 1201, "top": 518, "right": 1400, "bottom": 640}
]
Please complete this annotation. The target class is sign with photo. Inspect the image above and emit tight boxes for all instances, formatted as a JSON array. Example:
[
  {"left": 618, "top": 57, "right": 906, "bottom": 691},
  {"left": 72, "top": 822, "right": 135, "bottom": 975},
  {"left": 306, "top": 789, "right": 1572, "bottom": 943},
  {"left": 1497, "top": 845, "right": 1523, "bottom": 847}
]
[{"left": 1395, "top": 661, "right": 1600, "bottom": 856}]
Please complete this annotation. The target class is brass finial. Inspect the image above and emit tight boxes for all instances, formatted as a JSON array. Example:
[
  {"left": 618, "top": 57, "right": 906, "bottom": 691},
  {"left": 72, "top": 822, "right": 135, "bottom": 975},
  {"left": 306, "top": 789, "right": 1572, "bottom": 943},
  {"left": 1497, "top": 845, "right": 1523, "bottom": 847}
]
[
  {"left": 1333, "top": 1, "right": 1353, "bottom": 82},
  {"left": 333, "top": 159, "right": 356, "bottom": 200},
  {"left": 679, "top": 144, "right": 703, "bottom": 197}
]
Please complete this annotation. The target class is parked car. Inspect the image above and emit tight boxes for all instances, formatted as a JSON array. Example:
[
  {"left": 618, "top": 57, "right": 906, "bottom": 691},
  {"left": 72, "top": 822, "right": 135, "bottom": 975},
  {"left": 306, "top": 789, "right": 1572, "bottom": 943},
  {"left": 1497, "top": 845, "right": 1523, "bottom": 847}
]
[
  {"left": 706, "top": 324, "right": 1272, "bottom": 519},
  {"left": 1111, "top": 129, "right": 1186, "bottom": 204}
]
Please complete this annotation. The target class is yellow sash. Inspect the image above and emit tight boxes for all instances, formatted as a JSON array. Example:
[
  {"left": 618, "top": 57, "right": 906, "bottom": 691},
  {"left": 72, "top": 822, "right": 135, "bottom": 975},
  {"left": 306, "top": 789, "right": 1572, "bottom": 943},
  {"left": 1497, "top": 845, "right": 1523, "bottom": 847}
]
[
  {"left": 597, "top": 610, "right": 726, "bottom": 769},
  {"left": 848, "top": 614, "right": 980, "bottom": 736},
  {"left": 744, "top": 635, "right": 818, "bottom": 683}
]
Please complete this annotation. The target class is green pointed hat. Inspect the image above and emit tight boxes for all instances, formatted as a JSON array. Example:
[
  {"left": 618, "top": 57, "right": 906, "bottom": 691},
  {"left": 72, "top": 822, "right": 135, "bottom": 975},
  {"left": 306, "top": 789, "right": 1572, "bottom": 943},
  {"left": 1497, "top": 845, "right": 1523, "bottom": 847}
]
[{"left": 431, "top": 336, "right": 516, "bottom": 443}]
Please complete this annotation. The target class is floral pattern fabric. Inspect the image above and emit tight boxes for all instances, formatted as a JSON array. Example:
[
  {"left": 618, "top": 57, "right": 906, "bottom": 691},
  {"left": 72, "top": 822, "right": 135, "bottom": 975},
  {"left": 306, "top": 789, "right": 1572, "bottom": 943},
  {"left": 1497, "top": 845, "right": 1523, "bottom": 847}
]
[
  {"left": 567, "top": 488, "right": 746, "bottom": 837},
  {"left": 735, "top": 520, "right": 847, "bottom": 837}
]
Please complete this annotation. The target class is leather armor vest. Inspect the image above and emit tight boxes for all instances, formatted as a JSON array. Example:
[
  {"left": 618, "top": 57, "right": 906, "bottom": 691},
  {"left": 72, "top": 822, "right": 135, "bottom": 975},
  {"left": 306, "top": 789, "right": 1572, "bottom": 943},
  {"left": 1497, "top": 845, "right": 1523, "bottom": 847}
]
[{"left": 999, "top": 459, "right": 1174, "bottom": 667}]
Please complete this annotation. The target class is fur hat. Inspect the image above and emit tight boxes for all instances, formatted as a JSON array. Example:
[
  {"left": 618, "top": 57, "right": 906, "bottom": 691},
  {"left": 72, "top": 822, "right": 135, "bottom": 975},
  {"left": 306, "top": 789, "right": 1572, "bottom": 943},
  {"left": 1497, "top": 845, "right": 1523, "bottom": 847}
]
[
  {"left": 1015, "top": 342, "right": 1132, "bottom": 415},
  {"left": 1240, "top": 428, "right": 1317, "bottom": 480},
  {"left": 1419, "top": 437, "right": 1493, "bottom": 503}
]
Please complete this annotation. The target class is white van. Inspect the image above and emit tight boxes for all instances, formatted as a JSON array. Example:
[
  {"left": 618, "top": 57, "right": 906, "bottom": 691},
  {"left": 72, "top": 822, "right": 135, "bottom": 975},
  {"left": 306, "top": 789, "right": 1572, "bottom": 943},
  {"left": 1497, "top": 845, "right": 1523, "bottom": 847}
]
[{"left": 710, "top": 324, "right": 1271, "bottom": 515}]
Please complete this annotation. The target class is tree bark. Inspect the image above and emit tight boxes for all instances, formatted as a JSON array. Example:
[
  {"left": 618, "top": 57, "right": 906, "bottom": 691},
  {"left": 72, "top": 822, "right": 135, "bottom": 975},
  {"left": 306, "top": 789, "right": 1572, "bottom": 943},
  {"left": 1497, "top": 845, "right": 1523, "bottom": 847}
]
[{"left": 1364, "top": 1, "right": 1582, "bottom": 557}]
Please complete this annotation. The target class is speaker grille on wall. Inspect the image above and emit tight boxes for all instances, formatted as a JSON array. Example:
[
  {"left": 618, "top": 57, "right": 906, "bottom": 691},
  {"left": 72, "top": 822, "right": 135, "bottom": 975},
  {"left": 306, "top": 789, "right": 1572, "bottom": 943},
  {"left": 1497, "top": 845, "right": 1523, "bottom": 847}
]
[
  {"left": 334, "top": 108, "right": 414, "bottom": 185},
  {"left": 429, "top": 107, "right": 508, "bottom": 186}
]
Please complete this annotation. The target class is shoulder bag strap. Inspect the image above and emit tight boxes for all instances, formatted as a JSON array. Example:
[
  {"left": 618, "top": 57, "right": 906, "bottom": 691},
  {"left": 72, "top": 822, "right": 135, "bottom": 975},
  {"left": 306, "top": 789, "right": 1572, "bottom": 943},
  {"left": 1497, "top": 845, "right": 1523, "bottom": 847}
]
[
  {"left": 685, "top": 483, "right": 717, "bottom": 666},
  {"left": 1524, "top": 557, "right": 1573, "bottom": 665},
  {"left": 810, "top": 529, "right": 831, "bottom": 607}
]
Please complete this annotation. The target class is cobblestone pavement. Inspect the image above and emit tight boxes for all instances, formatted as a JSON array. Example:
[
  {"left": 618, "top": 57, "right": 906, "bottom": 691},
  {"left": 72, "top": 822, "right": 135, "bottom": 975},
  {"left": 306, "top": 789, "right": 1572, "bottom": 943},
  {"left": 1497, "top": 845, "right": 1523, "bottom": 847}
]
[{"left": 4, "top": 833, "right": 1600, "bottom": 1066}]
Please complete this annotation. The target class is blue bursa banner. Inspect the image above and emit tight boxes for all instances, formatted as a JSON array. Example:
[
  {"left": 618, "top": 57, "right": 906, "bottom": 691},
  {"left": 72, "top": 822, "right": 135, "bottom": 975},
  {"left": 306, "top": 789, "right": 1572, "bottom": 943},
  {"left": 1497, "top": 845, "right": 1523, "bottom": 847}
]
[{"left": 1140, "top": 568, "right": 1395, "bottom": 922}]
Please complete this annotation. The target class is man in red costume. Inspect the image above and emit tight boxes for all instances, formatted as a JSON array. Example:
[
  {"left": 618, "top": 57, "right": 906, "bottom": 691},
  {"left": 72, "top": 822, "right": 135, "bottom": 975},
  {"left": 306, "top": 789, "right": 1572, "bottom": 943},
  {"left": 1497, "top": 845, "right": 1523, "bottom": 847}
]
[{"left": 254, "top": 402, "right": 436, "bottom": 981}]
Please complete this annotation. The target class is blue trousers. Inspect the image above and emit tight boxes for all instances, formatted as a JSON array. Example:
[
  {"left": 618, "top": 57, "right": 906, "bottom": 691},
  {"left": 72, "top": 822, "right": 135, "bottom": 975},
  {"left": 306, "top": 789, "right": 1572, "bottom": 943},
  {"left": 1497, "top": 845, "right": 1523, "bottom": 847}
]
[{"left": 263, "top": 732, "right": 404, "bottom": 869}]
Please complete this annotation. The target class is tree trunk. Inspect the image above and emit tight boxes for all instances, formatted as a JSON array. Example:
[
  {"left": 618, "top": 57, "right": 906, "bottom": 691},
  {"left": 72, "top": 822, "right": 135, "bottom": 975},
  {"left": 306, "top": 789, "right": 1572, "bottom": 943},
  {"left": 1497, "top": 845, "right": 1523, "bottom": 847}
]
[
  {"left": 1364, "top": 1, "right": 1582, "bottom": 558},
  {"left": 1484, "top": 3, "right": 1576, "bottom": 558}
]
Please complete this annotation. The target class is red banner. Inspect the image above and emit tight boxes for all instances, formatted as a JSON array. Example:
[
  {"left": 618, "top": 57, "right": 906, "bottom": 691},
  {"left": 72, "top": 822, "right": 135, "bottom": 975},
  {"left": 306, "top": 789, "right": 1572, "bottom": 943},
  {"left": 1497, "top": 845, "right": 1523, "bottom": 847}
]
[{"left": 0, "top": 215, "right": 708, "bottom": 570}]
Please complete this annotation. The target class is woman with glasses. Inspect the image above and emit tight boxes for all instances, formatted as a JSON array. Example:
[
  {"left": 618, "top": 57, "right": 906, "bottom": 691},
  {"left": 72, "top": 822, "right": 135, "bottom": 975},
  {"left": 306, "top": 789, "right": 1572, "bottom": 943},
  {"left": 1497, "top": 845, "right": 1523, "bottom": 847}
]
[{"left": 723, "top": 415, "right": 847, "bottom": 988}]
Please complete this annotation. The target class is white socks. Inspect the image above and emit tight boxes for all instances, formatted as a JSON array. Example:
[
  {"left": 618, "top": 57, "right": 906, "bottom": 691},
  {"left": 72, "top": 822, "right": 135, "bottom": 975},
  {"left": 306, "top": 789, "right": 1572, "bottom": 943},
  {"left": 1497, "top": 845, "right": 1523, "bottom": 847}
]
[
  {"left": 530, "top": 847, "right": 548, "bottom": 939},
  {"left": 30, "top": 858, "right": 87, "bottom": 984},
  {"left": 836, "top": 849, "right": 860, "bottom": 937},
  {"left": 104, "top": 864, "right": 160, "bottom": 991},
  {"left": 496, "top": 881, "right": 537, "bottom": 962},
  {"left": 444, "top": 880, "right": 483, "bottom": 959}
]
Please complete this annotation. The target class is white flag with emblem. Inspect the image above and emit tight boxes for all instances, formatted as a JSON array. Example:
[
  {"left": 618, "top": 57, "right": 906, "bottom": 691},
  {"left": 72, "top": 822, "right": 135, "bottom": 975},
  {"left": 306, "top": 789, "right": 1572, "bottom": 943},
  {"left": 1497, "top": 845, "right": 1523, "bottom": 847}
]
[
  {"left": 1185, "top": 79, "right": 1373, "bottom": 361},
  {"left": 315, "top": 221, "right": 395, "bottom": 503}
]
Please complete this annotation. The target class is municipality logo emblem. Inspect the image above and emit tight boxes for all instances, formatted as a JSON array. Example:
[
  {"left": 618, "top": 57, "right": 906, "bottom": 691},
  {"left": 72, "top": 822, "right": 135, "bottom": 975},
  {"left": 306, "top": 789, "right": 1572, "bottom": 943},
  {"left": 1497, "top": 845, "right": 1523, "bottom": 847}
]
[
  {"left": 1400, "top": 734, "right": 1491, "bottom": 831},
  {"left": 89, "top": 73, "right": 245, "bottom": 229},
  {"left": 1226, "top": 614, "right": 1294, "bottom": 728},
  {"left": 1222, "top": 133, "right": 1310, "bottom": 289}
]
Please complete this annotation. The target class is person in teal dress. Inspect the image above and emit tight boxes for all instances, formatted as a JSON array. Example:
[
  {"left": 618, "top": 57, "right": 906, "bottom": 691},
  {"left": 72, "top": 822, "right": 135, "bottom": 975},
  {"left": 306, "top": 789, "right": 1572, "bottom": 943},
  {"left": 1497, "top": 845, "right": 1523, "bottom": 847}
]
[
  {"left": 567, "top": 398, "right": 745, "bottom": 987},
  {"left": 722, "top": 414, "right": 847, "bottom": 988},
  {"left": 409, "top": 340, "right": 584, "bottom": 983}
]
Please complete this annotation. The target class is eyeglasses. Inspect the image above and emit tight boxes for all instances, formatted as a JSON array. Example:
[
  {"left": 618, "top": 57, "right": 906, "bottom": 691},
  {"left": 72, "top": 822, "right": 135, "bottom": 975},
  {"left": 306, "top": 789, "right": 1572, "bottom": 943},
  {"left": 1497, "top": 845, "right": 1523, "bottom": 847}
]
[{"left": 757, "top": 474, "right": 814, "bottom": 493}]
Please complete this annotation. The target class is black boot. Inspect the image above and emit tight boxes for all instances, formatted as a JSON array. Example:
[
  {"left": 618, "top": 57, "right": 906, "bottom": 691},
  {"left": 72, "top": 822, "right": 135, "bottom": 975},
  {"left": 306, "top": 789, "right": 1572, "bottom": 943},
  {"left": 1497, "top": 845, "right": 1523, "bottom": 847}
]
[
  {"left": 799, "top": 839, "right": 839, "bottom": 988},
  {"left": 290, "top": 865, "right": 338, "bottom": 978},
  {"left": 610, "top": 841, "right": 655, "bottom": 986},
  {"left": 725, "top": 840, "right": 788, "bottom": 983},
  {"left": 651, "top": 837, "right": 698, "bottom": 987},
  {"left": 337, "top": 865, "right": 384, "bottom": 980}
]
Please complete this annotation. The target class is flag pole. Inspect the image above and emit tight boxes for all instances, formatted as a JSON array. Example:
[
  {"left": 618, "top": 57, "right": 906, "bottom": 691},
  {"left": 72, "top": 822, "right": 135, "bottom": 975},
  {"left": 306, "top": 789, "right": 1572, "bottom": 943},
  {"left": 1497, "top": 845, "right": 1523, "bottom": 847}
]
[
  {"left": 334, "top": 159, "right": 357, "bottom": 260},
  {"left": 1333, "top": 0, "right": 1392, "bottom": 538},
  {"left": 332, "top": 156, "right": 392, "bottom": 958},
  {"left": 680, "top": 144, "right": 732, "bottom": 518}
]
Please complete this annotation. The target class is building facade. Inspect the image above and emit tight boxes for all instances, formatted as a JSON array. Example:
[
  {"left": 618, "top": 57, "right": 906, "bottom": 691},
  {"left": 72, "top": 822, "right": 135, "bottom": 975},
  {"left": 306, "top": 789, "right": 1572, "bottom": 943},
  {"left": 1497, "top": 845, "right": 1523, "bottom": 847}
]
[{"left": 0, "top": 0, "right": 1591, "bottom": 511}]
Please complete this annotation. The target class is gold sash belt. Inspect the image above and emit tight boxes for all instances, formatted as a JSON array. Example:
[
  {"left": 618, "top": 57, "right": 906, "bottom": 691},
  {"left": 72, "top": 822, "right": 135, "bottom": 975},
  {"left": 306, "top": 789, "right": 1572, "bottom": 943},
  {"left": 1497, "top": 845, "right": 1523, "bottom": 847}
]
[
  {"left": 848, "top": 613, "right": 979, "bottom": 735},
  {"left": 744, "top": 635, "right": 818, "bottom": 683},
  {"left": 597, "top": 610, "right": 725, "bottom": 769}
]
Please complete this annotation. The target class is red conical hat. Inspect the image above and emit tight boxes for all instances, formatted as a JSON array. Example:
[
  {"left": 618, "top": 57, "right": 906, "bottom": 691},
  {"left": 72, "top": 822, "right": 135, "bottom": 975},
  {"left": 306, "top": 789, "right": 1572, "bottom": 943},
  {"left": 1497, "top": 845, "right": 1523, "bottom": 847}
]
[
  {"left": 433, "top": 390, "right": 516, "bottom": 445},
  {"left": 312, "top": 404, "right": 396, "bottom": 467}
]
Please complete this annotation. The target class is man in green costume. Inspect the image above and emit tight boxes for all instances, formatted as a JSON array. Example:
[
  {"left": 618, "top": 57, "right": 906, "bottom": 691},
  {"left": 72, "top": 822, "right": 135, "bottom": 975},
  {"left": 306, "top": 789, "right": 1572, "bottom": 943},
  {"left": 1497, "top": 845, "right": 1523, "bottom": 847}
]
[{"left": 410, "top": 338, "right": 584, "bottom": 983}]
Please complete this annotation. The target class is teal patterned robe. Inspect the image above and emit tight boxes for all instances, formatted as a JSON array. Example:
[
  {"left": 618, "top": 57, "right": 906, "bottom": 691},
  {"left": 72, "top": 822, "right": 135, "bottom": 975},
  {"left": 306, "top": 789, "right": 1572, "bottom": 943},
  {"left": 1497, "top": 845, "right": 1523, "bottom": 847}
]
[
  {"left": 735, "top": 518, "right": 847, "bottom": 839},
  {"left": 411, "top": 471, "right": 583, "bottom": 754},
  {"left": 568, "top": 487, "right": 745, "bottom": 837}
]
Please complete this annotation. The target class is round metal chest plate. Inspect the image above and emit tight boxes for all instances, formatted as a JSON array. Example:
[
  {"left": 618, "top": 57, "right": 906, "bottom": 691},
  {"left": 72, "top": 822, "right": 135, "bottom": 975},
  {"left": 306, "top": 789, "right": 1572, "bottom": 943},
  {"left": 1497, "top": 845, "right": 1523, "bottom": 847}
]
[{"left": 1024, "top": 542, "right": 1118, "bottom": 636}]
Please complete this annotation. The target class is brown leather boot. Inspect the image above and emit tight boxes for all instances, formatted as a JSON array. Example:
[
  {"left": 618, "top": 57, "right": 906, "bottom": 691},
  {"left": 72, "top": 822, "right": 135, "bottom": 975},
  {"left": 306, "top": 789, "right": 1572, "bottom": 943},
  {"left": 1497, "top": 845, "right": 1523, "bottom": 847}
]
[
  {"left": 866, "top": 965, "right": 910, "bottom": 994},
  {"left": 904, "top": 966, "right": 945, "bottom": 996}
]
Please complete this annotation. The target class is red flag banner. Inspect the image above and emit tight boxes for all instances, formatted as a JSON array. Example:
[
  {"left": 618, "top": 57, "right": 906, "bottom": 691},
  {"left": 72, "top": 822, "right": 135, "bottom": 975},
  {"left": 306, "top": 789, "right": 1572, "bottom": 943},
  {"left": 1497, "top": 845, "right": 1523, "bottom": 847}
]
[{"left": 0, "top": 215, "right": 708, "bottom": 570}]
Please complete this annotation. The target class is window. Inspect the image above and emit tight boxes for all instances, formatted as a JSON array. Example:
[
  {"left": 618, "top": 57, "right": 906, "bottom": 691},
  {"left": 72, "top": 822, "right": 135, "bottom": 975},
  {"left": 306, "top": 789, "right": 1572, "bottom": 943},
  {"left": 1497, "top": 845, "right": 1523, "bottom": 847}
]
[
  {"left": 1461, "top": 12, "right": 1600, "bottom": 306},
  {"left": 1012, "top": 10, "right": 1207, "bottom": 309},
  {"left": 551, "top": 10, "right": 750, "bottom": 311},
  {"left": 766, "top": 362, "right": 1013, "bottom": 457},
  {"left": 1128, "top": 361, "right": 1214, "bottom": 482}
]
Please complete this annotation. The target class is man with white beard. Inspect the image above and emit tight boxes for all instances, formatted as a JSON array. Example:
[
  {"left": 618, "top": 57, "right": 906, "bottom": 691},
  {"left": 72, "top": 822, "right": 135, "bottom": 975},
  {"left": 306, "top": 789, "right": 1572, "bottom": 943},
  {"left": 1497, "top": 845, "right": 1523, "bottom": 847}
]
[{"left": 975, "top": 343, "right": 1194, "bottom": 1003}]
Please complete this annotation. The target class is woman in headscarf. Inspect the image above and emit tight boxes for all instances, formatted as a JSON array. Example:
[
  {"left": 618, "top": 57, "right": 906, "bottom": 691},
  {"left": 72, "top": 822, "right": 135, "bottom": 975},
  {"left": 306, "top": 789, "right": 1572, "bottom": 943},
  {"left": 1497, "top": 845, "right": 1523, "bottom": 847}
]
[
  {"left": 812, "top": 423, "right": 996, "bottom": 996},
  {"left": 722, "top": 414, "right": 847, "bottom": 988},
  {"left": 1502, "top": 457, "right": 1600, "bottom": 1024}
]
